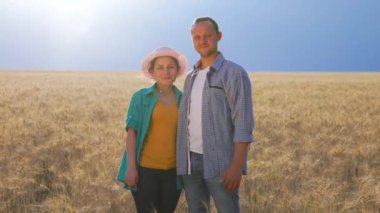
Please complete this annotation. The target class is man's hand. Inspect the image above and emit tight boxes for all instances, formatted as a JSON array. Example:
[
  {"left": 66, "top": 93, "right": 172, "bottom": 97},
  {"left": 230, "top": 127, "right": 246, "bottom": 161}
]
[
  {"left": 221, "top": 165, "right": 242, "bottom": 192},
  {"left": 221, "top": 142, "right": 249, "bottom": 192}
]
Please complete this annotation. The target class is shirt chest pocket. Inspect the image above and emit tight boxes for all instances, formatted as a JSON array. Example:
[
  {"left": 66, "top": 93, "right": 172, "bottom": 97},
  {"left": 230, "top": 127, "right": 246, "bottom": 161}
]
[
  {"left": 208, "top": 80, "right": 227, "bottom": 104},
  {"left": 207, "top": 80, "right": 230, "bottom": 123}
]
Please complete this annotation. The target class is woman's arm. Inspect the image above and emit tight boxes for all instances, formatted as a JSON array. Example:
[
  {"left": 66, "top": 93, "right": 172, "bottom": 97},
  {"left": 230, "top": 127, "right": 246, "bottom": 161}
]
[{"left": 124, "top": 128, "right": 138, "bottom": 188}]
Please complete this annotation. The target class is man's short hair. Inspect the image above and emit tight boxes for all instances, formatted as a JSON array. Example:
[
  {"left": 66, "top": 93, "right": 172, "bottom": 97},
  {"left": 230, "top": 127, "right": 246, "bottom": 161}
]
[{"left": 193, "top": 17, "right": 219, "bottom": 33}]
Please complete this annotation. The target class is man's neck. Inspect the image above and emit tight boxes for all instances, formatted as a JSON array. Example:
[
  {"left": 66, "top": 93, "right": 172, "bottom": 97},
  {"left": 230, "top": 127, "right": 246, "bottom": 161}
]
[{"left": 199, "top": 53, "right": 218, "bottom": 69}]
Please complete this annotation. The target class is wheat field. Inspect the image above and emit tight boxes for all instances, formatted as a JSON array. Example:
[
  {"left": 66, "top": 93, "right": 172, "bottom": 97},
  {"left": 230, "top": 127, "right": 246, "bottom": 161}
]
[{"left": 0, "top": 71, "right": 379, "bottom": 213}]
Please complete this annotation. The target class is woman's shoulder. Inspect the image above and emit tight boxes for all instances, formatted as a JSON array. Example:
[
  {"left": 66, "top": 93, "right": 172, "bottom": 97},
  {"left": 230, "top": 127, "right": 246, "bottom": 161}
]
[{"left": 132, "top": 85, "right": 155, "bottom": 96}]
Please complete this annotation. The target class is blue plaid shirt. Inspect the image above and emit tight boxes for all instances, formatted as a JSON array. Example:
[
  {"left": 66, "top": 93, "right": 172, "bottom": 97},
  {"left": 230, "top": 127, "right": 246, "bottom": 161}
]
[{"left": 176, "top": 52, "right": 254, "bottom": 178}]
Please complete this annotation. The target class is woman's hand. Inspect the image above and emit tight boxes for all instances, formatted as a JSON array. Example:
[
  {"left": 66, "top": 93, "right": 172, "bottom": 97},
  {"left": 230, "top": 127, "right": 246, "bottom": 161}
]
[{"left": 125, "top": 166, "right": 138, "bottom": 188}]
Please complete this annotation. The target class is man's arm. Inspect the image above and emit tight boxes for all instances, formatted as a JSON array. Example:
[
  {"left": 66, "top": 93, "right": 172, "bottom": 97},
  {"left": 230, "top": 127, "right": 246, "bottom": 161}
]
[{"left": 222, "top": 68, "right": 253, "bottom": 192}]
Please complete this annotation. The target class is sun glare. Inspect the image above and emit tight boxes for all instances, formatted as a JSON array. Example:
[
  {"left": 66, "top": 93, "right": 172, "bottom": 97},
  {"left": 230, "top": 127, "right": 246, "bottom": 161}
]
[{"left": 41, "top": 0, "right": 101, "bottom": 41}]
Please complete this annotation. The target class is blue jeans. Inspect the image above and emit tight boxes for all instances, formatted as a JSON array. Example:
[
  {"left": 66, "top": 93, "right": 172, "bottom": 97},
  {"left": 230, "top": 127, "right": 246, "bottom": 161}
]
[{"left": 182, "top": 152, "right": 240, "bottom": 213}]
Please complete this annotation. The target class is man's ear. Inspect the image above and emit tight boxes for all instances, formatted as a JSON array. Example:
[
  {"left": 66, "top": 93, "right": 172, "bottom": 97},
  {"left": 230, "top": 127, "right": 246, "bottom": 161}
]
[{"left": 217, "top": 31, "right": 222, "bottom": 41}]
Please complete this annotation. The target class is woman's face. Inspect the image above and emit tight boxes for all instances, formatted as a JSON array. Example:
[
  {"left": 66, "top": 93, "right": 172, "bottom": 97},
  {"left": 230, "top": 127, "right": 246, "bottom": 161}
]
[{"left": 150, "top": 56, "right": 179, "bottom": 86}]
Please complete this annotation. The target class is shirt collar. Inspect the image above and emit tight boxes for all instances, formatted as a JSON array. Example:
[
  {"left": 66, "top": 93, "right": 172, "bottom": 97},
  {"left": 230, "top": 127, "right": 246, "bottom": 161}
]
[
  {"left": 143, "top": 83, "right": 182, "bottom": 102},
  {"left": 143, "top": 84, "right": 156, "bottom": 96},
  {"left": 192, "top": 52, "right": 225, "bottom": 72}
]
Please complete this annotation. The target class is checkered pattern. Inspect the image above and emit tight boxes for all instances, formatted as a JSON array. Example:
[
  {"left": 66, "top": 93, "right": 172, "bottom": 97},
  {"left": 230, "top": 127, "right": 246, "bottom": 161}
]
[{"left": 176, "top": 53, "right": 254, "bottom": 178}]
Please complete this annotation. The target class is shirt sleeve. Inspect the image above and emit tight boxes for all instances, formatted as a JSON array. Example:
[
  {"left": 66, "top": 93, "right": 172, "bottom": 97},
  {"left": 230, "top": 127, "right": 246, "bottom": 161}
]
[
  {"left": 226, "top": 69, "right": 254, "bottom": 143},
  {"left": 125, "top": 92, "right": 141, "bottom": 131}
]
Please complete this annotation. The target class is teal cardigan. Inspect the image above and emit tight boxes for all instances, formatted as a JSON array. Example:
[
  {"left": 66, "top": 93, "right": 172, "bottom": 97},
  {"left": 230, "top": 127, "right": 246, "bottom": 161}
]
[{"left": 116, "top": 84, "right": 182, "bottom": 190}]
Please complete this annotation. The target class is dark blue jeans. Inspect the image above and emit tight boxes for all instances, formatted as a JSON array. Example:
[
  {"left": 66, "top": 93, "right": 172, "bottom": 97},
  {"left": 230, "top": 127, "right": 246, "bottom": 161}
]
[
  {"left": 131, "top": 167, "right": 181, "bottom": 213},
  {"left": 182, "top": 152, "right": 240, "bottom": 213}
]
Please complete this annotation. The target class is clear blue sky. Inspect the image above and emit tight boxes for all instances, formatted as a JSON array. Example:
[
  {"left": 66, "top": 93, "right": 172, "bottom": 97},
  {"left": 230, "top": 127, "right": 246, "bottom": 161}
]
[{"left": 1, "top": 0, "right": 379, "bottom": 71}]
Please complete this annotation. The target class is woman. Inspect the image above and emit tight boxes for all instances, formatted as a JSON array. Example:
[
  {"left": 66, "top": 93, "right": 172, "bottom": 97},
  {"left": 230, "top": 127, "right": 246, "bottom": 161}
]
[{"left": 116, "top": 47, "right": 188, "bottom": 213}]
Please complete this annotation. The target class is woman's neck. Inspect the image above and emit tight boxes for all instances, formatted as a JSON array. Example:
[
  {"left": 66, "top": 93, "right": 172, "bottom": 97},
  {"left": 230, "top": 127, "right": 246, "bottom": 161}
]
[{"left": 156, "top": 84, "right": 172, "bottom": 95}]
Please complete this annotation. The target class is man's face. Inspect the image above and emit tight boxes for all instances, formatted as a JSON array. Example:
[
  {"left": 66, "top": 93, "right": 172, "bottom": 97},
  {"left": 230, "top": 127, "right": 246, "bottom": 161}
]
[{"left": 191, "top": 21, "right": 221, "bottom": 58}]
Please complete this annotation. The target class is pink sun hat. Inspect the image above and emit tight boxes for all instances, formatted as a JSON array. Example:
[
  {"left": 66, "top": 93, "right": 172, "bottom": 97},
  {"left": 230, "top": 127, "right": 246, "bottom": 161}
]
[{"left": 141, "top": 47, "right": 188, "bottom": 79}]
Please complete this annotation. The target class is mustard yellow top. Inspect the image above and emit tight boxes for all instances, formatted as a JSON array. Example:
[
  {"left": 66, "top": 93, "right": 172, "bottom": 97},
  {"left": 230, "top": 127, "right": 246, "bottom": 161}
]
[{"left": 139, "top": 101, "right": 178, "bottom": 170}]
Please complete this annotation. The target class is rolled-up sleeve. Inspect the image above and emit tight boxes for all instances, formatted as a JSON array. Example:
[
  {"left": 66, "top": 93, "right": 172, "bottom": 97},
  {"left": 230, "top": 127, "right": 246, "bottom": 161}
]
[{"left": 125, "top": 93, "right": 141, "bottom": 131}]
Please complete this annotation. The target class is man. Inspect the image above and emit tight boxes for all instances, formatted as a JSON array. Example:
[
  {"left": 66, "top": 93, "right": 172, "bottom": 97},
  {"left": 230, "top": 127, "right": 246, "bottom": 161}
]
[{"left": 176, "top": 17, "right": 254, "bottom": 213}]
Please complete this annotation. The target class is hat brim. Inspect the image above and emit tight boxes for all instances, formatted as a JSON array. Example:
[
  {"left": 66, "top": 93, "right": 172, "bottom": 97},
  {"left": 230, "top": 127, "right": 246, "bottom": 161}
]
[{"left": 141, "top": 48, "right": 188, "bottom": 79}]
